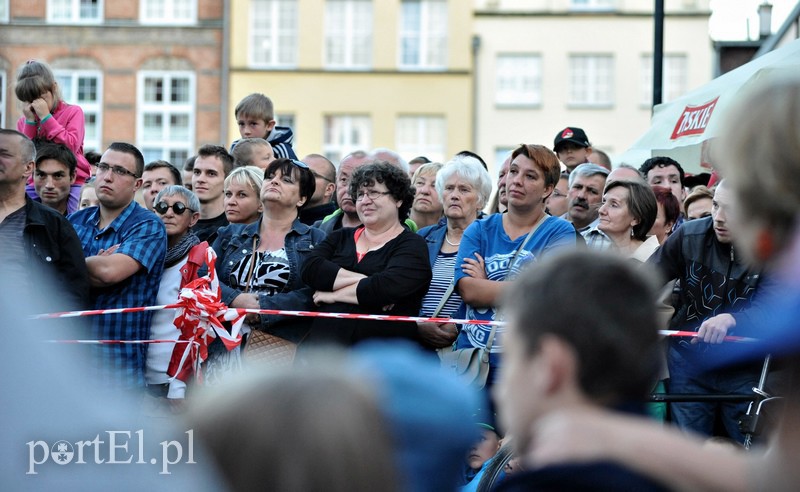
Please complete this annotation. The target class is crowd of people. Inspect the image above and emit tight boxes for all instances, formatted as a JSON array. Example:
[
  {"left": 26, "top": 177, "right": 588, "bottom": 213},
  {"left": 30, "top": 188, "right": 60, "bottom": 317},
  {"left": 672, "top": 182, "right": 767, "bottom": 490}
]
[{"left": 4, "top": 58, "right": 799, "bottom": 491}]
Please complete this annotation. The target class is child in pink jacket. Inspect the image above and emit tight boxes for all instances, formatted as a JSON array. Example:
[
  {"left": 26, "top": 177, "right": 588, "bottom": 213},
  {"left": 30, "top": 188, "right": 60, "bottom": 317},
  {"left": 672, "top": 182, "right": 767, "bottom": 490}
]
[{"left": 16, "top": 60, "right": 91, "bottom": 214}]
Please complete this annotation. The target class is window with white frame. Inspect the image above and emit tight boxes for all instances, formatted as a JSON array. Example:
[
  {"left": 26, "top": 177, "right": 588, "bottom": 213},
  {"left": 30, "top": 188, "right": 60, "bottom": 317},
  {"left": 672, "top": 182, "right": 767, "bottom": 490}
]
[
  {"left": 323, "top": 115, "right": 371, "bottom": 163},
  {"left": 495, "top": 54, "right": 542, "bottom": 106},
  {"left": 570, "top": 0, "right": 614, "bottom": 10},
  {"left": 1, "top": 0, "right": 9, "bottom": 23},
  {"left": 140, "top": 0, "right": 196, "bottom": 25},
  {"left": 0, "top": 71, "right": 5, "bottom": 128},
  {"left": 137, "top": 72, "right": 195, "bottom": 165},
  {"left": 48, "top": 0, "right": 102, "bottom": 23},
  {"left": 640, "top": 54, "right": 688, "bottom": 105},
  {"left": 325, "top": 0, "right": 372, "bottom": 69},
  {"left": 54, "top": 70, "right": 103, "bottom": 153},
  {"left": 396, "top": 116, "right": 445, "bottom": 163},
  {"left": 568, "top": 55, "right": 614, "bottom": 107},
  {"left": 250, "top": 0, "right": 298, "bottom": 68},
  {"left": 399, "top": 0, "right": 447, "bottom": 70}
]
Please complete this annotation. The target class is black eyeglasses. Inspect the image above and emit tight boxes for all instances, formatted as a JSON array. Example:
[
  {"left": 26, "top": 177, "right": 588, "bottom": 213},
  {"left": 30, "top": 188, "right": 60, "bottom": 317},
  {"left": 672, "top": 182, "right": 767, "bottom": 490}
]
[
  {"left": 154, "top": 201, "right": 194, "bottom": 215},
  {"left": 311, "top": 170, "right": 334, "bottom": 183},
  {"left": 96, "top": 162, "right": 140, "bottom": 179},
  {"left": 355, "top": 190, "right": 392, "bottom": 202}
]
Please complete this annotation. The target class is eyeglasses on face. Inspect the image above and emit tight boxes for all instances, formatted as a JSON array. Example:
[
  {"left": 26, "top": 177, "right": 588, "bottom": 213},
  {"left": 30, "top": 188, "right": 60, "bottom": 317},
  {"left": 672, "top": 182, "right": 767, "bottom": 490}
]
[
  {"left": 311, "top": 170, "right": 334, "bottom": 183},
  {"left": 96, "top": 162, "right": 139, "bottom": 179},
  {"left": 355, "top": 190, "right": 392, "bottom": 202},
  {"left": 154, "top": 201, "right": 194, "bottom": 215}
]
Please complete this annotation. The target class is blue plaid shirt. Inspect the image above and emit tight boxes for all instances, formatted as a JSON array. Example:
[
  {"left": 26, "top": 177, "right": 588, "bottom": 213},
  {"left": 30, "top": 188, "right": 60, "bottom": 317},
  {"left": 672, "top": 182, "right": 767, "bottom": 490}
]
[{"left": 69, "top": 201, "right": 166, "bottom": 388}]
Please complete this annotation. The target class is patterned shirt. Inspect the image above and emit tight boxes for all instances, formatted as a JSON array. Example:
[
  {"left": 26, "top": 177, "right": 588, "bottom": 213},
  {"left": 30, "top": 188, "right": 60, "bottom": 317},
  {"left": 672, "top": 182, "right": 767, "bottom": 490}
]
[{"left": 69, "top": 202, "right": 167, "bottom": 388}]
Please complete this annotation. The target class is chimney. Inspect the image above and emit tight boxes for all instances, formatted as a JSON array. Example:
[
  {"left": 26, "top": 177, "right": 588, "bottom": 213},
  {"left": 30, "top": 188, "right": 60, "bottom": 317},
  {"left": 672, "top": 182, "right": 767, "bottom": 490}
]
[{"left": 759, "top": 2, "right": 773, "bottom": 39}]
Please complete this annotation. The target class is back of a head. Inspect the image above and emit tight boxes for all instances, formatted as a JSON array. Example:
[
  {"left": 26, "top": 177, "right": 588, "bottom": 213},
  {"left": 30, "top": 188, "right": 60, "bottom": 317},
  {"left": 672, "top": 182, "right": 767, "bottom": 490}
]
[
  {"left": 188, "top": 357, "right": 398, "bottom": 492},
  {"left": 502, "top": 250, "right": 661, "bottom": 404}
]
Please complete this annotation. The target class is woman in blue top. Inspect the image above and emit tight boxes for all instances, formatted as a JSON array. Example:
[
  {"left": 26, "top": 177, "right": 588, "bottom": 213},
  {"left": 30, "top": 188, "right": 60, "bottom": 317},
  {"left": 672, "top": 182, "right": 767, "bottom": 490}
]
[
  {"left": 454, "top": 144, "right": 578, "bottom": 388},
  {"left": 416, "top": 156, "right": 493, "bottom": 348}
]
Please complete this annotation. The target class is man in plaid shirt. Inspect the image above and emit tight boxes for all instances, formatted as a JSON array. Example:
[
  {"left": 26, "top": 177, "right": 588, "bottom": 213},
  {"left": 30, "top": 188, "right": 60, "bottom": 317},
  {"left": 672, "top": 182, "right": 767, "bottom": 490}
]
[{"left": 69, "top": 142, "right": 166, "bottom": 389}]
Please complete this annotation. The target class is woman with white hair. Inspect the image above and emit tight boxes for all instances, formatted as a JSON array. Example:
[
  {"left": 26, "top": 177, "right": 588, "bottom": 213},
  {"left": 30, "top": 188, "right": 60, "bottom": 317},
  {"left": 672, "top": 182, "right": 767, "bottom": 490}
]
[
  {"left": 416, "top": 157, "right": 492, "bottom": 348},
  {"left": 224, "top": 166, "right": 263, "bottom": 225}
]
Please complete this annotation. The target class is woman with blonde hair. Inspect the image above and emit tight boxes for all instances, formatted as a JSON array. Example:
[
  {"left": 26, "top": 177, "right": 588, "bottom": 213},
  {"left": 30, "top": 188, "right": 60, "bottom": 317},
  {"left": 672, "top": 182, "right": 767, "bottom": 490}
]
[{"left": 224, "top": 165, "right": 263, "bottom": 224}]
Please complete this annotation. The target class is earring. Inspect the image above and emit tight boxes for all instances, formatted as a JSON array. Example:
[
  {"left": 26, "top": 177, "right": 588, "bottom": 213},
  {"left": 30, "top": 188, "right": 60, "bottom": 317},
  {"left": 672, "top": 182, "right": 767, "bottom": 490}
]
[{"left": 630, "top": 227, "right": 635, "bottom": 238}]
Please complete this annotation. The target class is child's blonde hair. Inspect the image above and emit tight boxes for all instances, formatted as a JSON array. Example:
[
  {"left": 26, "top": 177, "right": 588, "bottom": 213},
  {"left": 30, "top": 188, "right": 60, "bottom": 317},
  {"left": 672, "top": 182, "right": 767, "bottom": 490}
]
[
  {"left": 234, "top": 93, "right": 274, "bottom": 122},
  {"left": 15, "top": 60, "right": 62, "bottom": 104},
  {"left": 232, "top": 138, "right": 271, "bottom": 167}
]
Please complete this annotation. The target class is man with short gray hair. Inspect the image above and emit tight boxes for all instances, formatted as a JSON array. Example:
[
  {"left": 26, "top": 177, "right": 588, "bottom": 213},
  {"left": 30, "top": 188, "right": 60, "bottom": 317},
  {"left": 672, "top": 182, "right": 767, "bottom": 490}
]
[{"left": 565, "top": 164, "right": 612, "bottom": 249}]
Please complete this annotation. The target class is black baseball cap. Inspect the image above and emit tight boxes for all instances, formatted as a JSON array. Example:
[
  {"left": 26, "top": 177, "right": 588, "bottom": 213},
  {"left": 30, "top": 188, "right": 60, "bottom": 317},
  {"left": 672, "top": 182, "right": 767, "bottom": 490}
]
[{"left": 554, "top": 127, "right": 591, "bottom": 152}]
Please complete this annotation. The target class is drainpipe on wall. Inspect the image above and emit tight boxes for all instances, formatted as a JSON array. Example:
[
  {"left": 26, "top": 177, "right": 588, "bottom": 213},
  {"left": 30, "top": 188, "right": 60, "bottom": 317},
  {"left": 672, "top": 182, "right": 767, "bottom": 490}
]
[
  {"left": 220, "top": 0, "right": 231, "bottom": 145},
  {"left": 471, "top": 34, "right": 481, "bottom": 152}
]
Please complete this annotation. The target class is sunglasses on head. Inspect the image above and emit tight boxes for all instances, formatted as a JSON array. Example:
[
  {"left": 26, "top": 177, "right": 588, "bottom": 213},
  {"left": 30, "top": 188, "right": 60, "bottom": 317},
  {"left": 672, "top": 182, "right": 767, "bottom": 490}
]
[
  {"left": 154, "top": 201, "right": 194, "bottom": 215},
  {"left": 290, "top": 159, "right": 309, "bottom": 169}
]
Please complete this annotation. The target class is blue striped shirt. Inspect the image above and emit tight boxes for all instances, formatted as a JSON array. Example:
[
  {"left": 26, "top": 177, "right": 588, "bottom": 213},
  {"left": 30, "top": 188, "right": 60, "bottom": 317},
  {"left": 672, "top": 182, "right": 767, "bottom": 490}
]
[
  {"left": 420, "top": 251, "right": 462, "bottom": 318},
  {"left": 69, "top": 202, "right": 167, "bottom": 388}
]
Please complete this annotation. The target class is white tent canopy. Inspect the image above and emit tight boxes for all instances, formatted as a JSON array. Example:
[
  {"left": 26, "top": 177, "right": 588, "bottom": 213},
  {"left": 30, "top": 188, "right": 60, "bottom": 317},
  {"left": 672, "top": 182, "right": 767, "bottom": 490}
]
[{"left": 619, "top": 38, "right": 800, "bottom": 174}]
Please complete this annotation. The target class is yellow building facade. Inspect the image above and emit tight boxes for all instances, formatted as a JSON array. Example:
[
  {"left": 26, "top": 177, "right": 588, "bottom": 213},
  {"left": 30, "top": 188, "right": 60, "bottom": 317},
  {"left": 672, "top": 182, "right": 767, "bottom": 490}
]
[{"left": 228, "top": 0, "right": 474, "bottom": 164}]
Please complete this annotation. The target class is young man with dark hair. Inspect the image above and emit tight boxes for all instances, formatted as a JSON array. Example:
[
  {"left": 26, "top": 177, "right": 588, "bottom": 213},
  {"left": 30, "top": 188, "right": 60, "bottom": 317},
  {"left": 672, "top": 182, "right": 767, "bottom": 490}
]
[
  {"left": 140, "top": 160, "right": 181, "bottom": 211},
  {"left": 69, "top": 141, "right": 167, "bottom": 388},
  {"left": 191, "top": 144, "right": 234, "bottom": 243},
  {"left": 33, "top": 141, "right": 77, "bottom": 215},
  {"left": 496, "top": 250, "right": 666, "bottom": 491}
]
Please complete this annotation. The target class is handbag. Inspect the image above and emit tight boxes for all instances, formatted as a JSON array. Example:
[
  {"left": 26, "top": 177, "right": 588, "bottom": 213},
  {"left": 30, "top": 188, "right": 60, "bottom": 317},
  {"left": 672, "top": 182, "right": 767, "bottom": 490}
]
[
  {"left": 437, "top": 216, "right": 547, "bottom": 388},
  {"left": 241, "top": 237, "right": 297, "bottom": 367}
]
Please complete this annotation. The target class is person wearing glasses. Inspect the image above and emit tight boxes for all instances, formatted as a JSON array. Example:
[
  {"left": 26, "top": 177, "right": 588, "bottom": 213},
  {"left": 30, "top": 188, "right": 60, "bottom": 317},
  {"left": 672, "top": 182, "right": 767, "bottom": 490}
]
[
  {"left": 68, "top": 142, "right": 167, "bottom": 389},
  {"left": 145, "top": 185, "right": 209, "bottom": 412},
  {"left": 301, "top": 161, "right": 432, "bottom": 346},
  {"left": 544, "top": 171, "right": 569, "bottom": 218},
  {"left": 209, "top": 158, "right": 325, "bottom": 372},
  {"left": 298, "top": 153, "right": 337, "bottom": 226}
]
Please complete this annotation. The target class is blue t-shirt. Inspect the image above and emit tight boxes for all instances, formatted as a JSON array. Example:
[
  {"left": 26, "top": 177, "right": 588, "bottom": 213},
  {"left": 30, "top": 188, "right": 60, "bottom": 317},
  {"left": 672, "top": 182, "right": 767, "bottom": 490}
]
[
  {"left": 454, "top": 213, "right": 576, "bottom": 352},
  {"left": 69, "top": 201, "right": 167, "bottom": 388}
]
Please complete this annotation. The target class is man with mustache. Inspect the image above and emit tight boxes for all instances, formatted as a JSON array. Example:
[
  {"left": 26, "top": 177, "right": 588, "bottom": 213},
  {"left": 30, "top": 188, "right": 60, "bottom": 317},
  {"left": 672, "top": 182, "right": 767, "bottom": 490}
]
[{"left": 564, "top": 163, "right": 610, "bottom": 249}]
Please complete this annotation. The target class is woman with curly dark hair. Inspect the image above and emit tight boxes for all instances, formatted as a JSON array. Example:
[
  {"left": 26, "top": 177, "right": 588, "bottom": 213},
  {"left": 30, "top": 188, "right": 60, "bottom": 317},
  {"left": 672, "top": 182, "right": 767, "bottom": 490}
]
[{"left": 301, "top": 161, "right": 432, "bottom": 346}]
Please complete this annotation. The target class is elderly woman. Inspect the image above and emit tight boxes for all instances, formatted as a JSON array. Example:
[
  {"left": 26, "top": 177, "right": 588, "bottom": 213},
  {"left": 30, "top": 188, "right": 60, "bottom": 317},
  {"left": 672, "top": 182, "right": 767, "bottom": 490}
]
[
  {"left": 416, "top": 157, "right": 492, "bottom": 348},
  {"left": 454, "top": 144, "right": 578, "bottom": 389},
  {"left": 301, "top": 161, "right": 432, "bottom": 346},
  {"left": 410, "top": 162, "right": 444, "bottom": 229},
  {"left": 145, "top": 185, "right": 209, "bottom": 409},
  {"left": 598, "top": 179, "right": 659, "bottom": 262},
  {"left": 209, "top": 159, "right": 325, "bottom": 373},
  {"left": 649, "top": 185, "right": 681, "bottom": 245},
  {"left": 224, "top": 165, "right": 263, "bottom": 225}
]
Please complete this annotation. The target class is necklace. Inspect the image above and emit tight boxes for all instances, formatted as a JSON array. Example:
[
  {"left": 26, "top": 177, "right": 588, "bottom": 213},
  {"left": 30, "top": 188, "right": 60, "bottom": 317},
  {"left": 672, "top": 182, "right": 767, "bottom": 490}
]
[{"left": 445, "top": 231, "right": 461, "bottom": 247}]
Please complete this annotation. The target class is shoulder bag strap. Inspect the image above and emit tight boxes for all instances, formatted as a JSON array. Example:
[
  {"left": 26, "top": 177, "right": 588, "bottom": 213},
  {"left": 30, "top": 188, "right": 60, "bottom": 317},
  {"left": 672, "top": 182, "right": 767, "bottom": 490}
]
[{"left": 505, "top": 214, "right": 548, "bottom": 281}]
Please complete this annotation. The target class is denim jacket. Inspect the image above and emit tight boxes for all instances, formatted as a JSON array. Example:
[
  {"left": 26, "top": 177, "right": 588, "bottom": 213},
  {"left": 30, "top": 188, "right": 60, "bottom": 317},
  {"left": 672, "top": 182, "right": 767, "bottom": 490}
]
[{"left": 210, "top": 217, "right": 326, "bottom": 342}]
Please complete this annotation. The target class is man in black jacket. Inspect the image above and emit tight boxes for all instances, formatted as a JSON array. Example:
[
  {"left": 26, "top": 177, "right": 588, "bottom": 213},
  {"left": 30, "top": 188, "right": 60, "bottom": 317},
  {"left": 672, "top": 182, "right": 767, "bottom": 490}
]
[
  {"left": 0, "top": 129, "right": 89, "bottom": 310},
  {"left": 648, "top": 180, "right": 773, "bottom": 443}
]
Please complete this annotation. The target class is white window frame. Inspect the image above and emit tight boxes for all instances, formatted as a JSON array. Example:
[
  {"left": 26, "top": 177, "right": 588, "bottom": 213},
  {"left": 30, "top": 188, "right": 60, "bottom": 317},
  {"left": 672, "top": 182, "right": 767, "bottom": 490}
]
[
  {"left": 324, "top": 0, "right": 373, "bottom": 70},
  {"left": 568, "top": 54, "right": 615, "bottom": 108},
  {"left": 47, "top": 0, "right": 103, "bottom": 24},
  {"left": 0, "top": 0, "right": 9, "bottom": 23},
  {"left": 323, "top": 115, "right": 371, "bottom": 164},
  {"left": 640, "top": 54, "right": 688, "bottom": 106},
  {"left": 54, "top": 70, "right": 103, "bottom": 153},
  {"left": 140, "top": 0, "right": 197, "bottom": 26},
  {"left": 398, "top": 0, "right": 448, "bottom": 70},
  {"left": 395, "top": 115, "right": 446, "bottom": 163},
  {"left": 136, "top": 71, "right": 196, "bottom": 165},
  {"left": 249, "top": 0, "right": 298, "bottom": 69},
  {"left": 0, "top": 71, "right": 6, "bottom": 128},
  {"left": 495, "top": 54, "right": 542, "bottom": 107},
  {"left": 570, "top": 0, "right": 615, "bottom": 11}
]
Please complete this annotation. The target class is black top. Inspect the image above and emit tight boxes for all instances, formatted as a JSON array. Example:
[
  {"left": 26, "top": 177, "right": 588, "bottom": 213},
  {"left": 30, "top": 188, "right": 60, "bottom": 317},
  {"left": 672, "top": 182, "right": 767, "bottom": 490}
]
[
  {"left": 299, "top": 201, "right": 336, "bottom": 226},
  {"left": 300, "top": 226, "right": 432, "bottom": 345},
  {"left": 496, "top": 461, "right": 669, "bottom": 492},
  {"left": 191, "top": 212, "right": 229, "bottom": 244}
]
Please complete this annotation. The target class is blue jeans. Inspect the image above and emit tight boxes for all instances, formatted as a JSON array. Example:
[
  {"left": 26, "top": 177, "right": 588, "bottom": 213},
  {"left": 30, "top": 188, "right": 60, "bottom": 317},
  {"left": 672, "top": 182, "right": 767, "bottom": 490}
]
[{"left": 667, "top": 343, "right": 760, "bottom": 443}]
